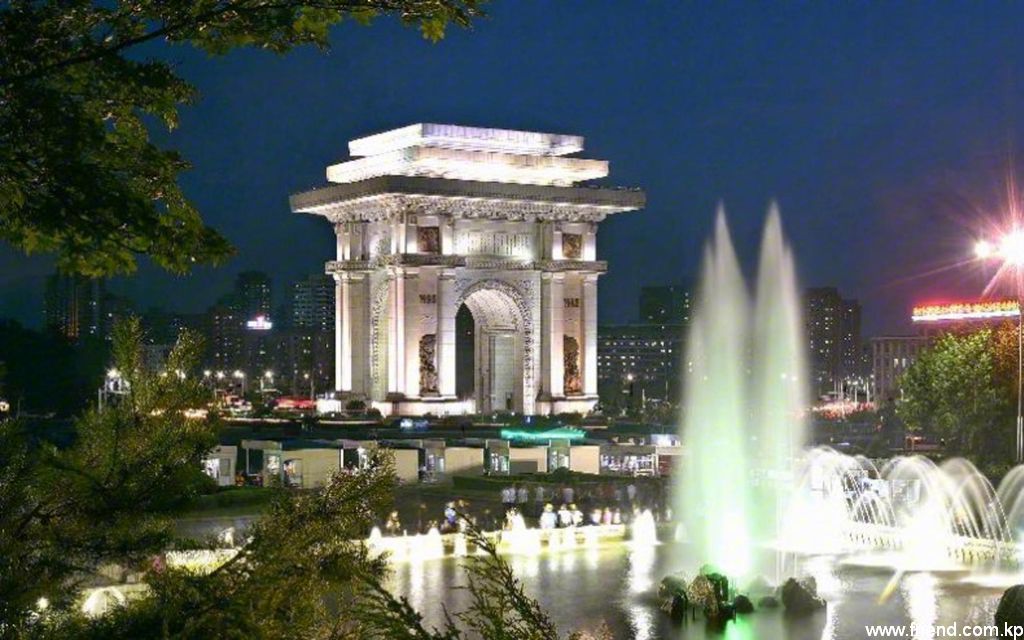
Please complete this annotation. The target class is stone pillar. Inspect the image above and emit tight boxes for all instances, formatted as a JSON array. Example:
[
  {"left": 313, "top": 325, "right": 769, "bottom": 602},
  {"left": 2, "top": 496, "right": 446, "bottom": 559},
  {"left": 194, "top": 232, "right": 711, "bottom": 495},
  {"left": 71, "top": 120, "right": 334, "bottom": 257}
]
[
  {"left": 582, "top": 273, "right": 599, "bottom": 396},
  {"left": 540, "top": 273, "right": 565, "bottom": 398},
  {"left": 334, "top": 272, "right": 348, "bottom": 392},
  {"left": 349, "top": 273, "right": 371, "bottom": 395},
  {"left": 403, "top": 270, "right": 420, "bottom": 397},
  {"left": 437, "top": 271, "right": 457, "bottom": 397},
  {"left": 388, "top": 270, "right": 404, "bottom": 396}
]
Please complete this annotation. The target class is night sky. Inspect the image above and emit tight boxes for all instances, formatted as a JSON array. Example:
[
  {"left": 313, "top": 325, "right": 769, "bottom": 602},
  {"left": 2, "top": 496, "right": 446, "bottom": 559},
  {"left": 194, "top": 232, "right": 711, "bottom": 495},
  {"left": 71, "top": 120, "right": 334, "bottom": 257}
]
[{"left": 3, "top": 2, "right": 1024, "bottom": 334}]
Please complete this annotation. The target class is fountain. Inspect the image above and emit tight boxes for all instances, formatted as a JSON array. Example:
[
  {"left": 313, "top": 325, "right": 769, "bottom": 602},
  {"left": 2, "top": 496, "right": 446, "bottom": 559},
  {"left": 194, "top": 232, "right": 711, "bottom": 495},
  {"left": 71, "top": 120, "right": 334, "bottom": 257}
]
[
  {"left": 453, "top": 532, "right": 468, "bottom": 557},
  {"left": 421, "top": 527, "right": 445, "bottom": 561},
  {"left": 672, "top": 204, "right": 807, "bottom": 580},
  {"left": 631, "top": 509, "right": 658, "bottom": 546},
  {"left": 504, "top": 512, "right": 543, "bottom": 556}
]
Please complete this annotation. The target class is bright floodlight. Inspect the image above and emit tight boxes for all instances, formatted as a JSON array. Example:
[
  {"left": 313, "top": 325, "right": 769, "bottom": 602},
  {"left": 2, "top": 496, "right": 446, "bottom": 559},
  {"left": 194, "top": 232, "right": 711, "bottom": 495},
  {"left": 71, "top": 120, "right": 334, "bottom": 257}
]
[
  {"left": 107, "top": 368, "right": 119, "bottom": 379},
  {"left": 975, "top": 239, "right": 994, "bottom": 259},
  {"left": 1002, "top": 230, "right": 1024, "bottom": 265}
]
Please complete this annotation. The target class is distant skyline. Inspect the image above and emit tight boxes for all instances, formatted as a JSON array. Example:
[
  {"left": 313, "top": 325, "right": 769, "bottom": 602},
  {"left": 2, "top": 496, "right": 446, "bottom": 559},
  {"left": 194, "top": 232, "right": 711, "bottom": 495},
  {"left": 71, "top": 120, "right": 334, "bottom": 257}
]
[{"left": 3, "top": 2, "right": 1024, "bottom": 334}]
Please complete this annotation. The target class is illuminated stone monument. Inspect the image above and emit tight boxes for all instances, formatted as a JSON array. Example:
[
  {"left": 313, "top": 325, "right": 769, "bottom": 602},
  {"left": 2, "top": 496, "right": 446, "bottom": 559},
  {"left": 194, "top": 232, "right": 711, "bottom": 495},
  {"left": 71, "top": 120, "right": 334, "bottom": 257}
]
[{"left": 290, "top": 124, "right": 644, "bottom": 416}]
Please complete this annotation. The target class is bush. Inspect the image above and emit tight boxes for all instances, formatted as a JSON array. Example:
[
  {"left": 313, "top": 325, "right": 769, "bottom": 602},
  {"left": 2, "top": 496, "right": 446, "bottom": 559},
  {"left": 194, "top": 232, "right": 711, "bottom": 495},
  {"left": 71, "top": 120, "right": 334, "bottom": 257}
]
[{"left": 187, "top": 486, "right": 279, "bottom": 512}]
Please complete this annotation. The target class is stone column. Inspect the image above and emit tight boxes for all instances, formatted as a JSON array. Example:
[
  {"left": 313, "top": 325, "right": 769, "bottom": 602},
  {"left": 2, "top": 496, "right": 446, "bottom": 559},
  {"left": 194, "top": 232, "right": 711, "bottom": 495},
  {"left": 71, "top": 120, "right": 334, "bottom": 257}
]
[
  {"left": 349, "top": 273, "right": 371, "bottom": 396},
  {"left": 335, "top": 272, "right": 352, "bottom": 392},
  {"left": 437, "top": 271, "right": 457, "bottom": 397},
  {"left": 582, "top": 273, "right": 599, "bottom": 396},
  {"left": 387, "top": 269, "right": 404, "bottom": 396},
  {"left": 540, "top": 273, "right": 565, "bottom": 398},
  {"left": 403, "top": 270, "right": 420, "bottom": 397}
]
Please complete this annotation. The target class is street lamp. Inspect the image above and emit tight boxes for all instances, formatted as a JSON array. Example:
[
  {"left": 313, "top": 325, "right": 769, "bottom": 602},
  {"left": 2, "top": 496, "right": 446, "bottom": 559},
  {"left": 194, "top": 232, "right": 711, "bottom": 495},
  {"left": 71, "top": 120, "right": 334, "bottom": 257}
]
[
  {"left": 975, "top": 231, "right": 1024, "bottom": 462},
  {"left": 233, "top": 370, "right": 247, "bottom": 396}
]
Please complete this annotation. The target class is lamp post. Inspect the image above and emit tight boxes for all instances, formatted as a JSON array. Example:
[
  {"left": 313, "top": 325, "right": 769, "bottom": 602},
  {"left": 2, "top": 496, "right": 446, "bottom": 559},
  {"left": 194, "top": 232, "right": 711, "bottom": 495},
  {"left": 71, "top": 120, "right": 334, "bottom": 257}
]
[
  {"left": 233, "top": 370, "right": 247, "bottom": 397},
  {"left": 975, "top": 232, "right": 1024, "bottom": 463}
]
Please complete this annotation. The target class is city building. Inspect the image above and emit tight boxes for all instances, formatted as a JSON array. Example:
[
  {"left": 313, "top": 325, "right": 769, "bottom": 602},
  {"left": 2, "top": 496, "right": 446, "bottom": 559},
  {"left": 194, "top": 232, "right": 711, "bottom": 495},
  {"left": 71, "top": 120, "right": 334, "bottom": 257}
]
[
  {"left": 597, "top": 323, "right": 683, "bottom": 407},
  {"left": 43, "top": 273, "right": 106, "bottom": 341},
  {"left": 141, "top": 308, "right": 204, "bottom": 345},
  {"left": 639, "top": 284, "right": 693, "bottom": 324},
  {"left": 840, "top": 297, "right": 863, "bottom": 379},
  {"left": 911, "top": 300, "right": 1019, "bottom": 337},
  {"left": 235, "top": 271, "right": 273, "bottom": 322},
  {"left": 274, "top": 328, "right": 333, "bottom": 396},
  {"left": 291, "top": 274, "right": 335, "bottom": 332},
  {"left": 291, "top": 123, "right": 644, "bottom": 416},
  {"left": 805, "top": 287, "right": 862, "bottom": 398},
  {"left": 870, "top": 335, "right": 931, "bottom": 404},
  {"left": 207, "top": 299, "right": 245, "bottom": 371}
]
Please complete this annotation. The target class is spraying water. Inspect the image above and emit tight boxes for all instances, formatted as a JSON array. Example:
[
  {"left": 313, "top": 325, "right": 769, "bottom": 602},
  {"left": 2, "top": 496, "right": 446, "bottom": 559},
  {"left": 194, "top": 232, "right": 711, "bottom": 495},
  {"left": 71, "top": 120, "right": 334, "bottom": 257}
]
[
  {"left": 673, "top": 204, "right": 808, "bottom": 580},
  {"left": 676, "top": 206, "right": 754, "bottom": 578},
  {"left": 750, "top": 203, "right": 808, "bottom": 551}
]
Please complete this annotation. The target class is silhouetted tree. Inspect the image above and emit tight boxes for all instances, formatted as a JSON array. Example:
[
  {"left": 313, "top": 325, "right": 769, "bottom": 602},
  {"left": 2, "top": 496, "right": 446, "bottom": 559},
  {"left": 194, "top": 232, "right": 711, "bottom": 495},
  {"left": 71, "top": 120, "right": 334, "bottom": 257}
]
[{"left": 0, "top": 1, "right": 483, "bottom": 275}]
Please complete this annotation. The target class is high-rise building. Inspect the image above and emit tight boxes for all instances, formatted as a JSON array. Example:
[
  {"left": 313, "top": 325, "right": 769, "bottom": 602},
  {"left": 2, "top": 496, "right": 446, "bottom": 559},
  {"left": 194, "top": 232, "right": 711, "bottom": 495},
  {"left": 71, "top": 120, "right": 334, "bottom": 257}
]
[
  {"left": 208, "top": 298, "right": 245, "bottom": 370},
  {"left": 43, "top": 273, "right": 106, "bottom": 341},
  {"left": 639, "top": 285, "right": 693, "bottom": 324},
  {"left": 235, "top": 271, "right": 273, "bottom": 322},
  {"left": 291, "top": 274, "right": 335, "bottom": 332},
  {"left": 141, "top": 308, "right": 204, "bottom": 345},
  {"left": 597, "top": 323, "right": 683, "bottom": 407},
  {"left": 805, "top": 287, "right": 862, "bottom": 397},
  {"left": 840, "top": 298, "right": 863, "bottom": 378}
]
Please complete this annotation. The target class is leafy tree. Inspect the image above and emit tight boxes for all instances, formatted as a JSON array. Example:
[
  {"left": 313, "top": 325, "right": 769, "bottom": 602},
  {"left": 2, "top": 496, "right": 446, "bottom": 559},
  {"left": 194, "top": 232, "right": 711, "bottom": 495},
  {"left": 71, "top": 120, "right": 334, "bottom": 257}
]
[
  {"left": 0, "top": 1, "right": 484, "bottom": 276},
  {"left": 900, "top": 327, "right": 1015, "bottom": 463},
  {"left": 0, "top": 317, "right": 218, "bottom": 629}
]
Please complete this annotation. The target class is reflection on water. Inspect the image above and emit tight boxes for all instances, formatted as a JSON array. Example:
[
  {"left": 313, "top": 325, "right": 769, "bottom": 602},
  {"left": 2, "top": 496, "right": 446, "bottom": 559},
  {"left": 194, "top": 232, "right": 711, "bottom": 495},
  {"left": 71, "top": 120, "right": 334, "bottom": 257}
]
[
  {"left": 386, "top": 542, "right": 1004, "bottom": 639},
  {"left": 902, "top": 573, "right": 937, "bottom": 640}
]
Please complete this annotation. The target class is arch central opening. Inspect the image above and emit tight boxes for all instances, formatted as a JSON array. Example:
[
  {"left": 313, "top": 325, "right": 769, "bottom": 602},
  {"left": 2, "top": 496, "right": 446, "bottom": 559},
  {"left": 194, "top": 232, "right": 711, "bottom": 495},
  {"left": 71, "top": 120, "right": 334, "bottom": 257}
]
[{"left": 455, "top": 287, "right": 524, "bottom": 414}]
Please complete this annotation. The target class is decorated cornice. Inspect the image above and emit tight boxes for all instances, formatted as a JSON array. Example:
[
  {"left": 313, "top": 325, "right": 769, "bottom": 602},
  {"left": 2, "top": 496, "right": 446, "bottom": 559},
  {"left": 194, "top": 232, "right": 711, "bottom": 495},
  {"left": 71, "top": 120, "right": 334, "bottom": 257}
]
[
  {"left": 291, "top": 176, "right": 644, "bottom": 223},
  {"left": 537, "top": 260, "right": 607, "bottom": 273},
  {"left": 326, "top": 255, "right": 607, "bottom": 274}
]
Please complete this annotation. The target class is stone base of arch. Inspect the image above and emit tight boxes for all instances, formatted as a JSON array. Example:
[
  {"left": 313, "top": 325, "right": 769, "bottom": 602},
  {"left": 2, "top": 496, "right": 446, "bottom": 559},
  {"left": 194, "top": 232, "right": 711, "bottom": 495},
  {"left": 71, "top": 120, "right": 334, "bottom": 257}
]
[
  {"left": 535, "top": 395, "right": 599, "bottom": 416},
  {"left": 368, "top": 395, "right": 597, "bottom": 418},
  {"left": 370, "top": 396, "right": 471, "bottom": 418}
]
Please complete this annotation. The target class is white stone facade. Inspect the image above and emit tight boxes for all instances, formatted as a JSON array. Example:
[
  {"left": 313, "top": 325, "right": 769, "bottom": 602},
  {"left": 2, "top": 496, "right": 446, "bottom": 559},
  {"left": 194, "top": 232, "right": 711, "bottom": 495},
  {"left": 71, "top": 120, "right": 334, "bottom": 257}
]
[{"left": 291, "top": 124, "right": 644, "bottom": 416}]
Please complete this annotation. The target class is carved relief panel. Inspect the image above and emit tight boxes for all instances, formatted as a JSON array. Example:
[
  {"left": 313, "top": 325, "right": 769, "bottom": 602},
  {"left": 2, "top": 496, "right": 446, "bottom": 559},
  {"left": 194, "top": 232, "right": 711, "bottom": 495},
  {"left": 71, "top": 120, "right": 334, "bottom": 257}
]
[
  {"left": 419, "top": 334, "right": 438, "bottom": 394},
  {"left": 563, "top": 335, "right": 582, "bottom": 395},
  {"left": 417, "top": 226, "right": 441, "bottom": 254},
  {"left": 562, "top": 233, "right": 582, "bottom": 259}
]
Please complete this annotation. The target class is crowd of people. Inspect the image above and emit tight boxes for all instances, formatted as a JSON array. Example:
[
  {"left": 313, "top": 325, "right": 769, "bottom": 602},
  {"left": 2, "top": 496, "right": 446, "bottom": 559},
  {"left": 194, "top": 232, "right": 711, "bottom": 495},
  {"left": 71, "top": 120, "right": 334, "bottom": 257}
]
[
  {"left": 498, "top": 480, "right": 667, "bottom": 529},
  {"left": 375, "top": 478, "right": 669, "bottom": 536}
]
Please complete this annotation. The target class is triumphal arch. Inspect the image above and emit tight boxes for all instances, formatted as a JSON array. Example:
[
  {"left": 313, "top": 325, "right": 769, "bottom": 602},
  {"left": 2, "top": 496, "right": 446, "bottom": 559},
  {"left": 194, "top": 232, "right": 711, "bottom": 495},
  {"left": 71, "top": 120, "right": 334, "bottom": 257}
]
[{"left": 290, "top": 124, "right": 644, "bottom": 416}]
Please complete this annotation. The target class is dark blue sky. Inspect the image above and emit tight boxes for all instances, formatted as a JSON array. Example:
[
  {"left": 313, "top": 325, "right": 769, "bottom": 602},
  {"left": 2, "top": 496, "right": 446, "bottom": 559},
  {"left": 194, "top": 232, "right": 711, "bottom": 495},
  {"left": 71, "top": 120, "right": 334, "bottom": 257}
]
[{"left": 3, "top": 2, "right": 1023, "bottom": 334}]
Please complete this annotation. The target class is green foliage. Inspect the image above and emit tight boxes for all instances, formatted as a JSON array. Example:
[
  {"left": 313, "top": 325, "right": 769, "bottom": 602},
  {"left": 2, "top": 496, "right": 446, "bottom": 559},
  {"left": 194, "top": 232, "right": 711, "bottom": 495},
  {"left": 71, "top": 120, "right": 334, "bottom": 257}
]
[
  {"left": 0, "top": 0, "right": 484, "bottom": 275},
  {"left": 52, "top": 455, "right": 396, "bottom": 639},
  {"left": 0, "top": 317, "right": 219, "bottom": 630},
  {"left": 900, "top": 327, "right": 1015, "bottom": 463}
]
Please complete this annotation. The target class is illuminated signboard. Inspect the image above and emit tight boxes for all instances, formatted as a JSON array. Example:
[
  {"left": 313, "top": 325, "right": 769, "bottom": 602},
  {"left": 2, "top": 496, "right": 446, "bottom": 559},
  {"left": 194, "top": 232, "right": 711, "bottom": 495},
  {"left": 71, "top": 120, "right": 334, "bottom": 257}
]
[
  {"left": 911, "top": 301, "right": 1019, "bottom": 323},
  {"left": 245, "top": 315, "right": 273, "bottom": 330},
  {"left": 500, "top": 427, "right": 586, "bottom": 443}
]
